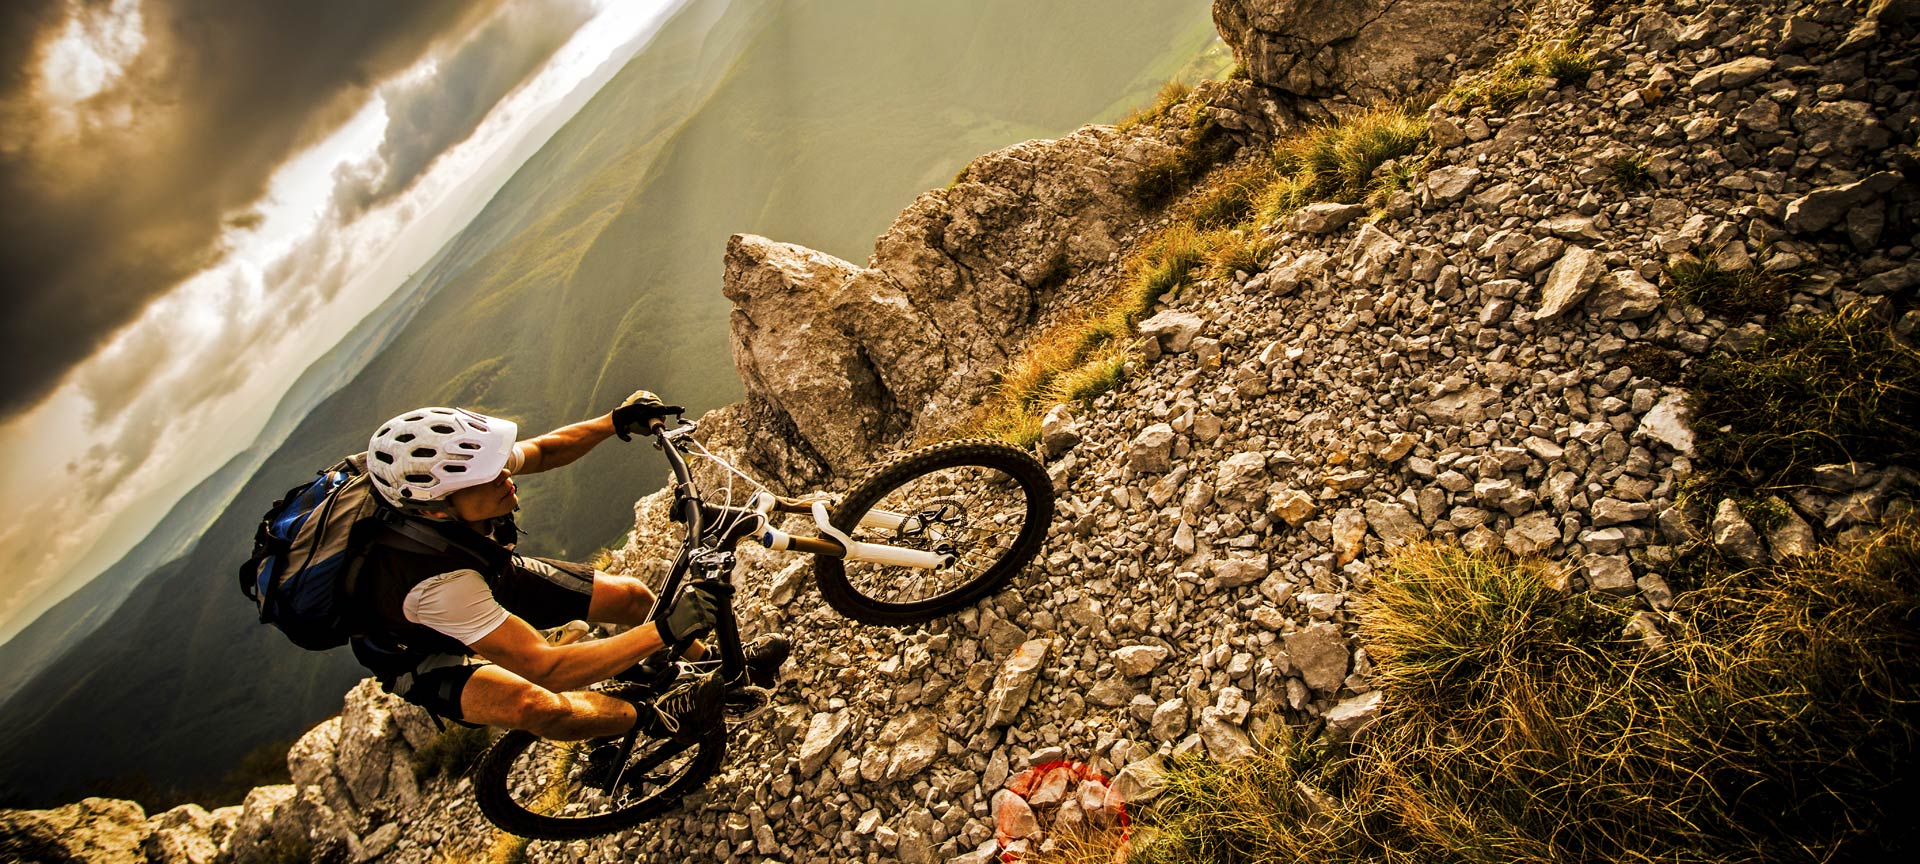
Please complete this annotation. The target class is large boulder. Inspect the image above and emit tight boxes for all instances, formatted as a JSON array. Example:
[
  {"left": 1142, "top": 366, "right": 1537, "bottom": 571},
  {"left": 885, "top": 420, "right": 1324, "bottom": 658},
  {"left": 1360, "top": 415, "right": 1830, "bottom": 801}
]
[
  {"left": 0, "top": 797, "right": 150, "bottom": 864},
  {"left": 722, "top": 122, "right": 1185, "bottom": 483},
  {"left": 214, "top": 785, "right": 355, "bottom": 864},
  {"left": 1212, "top": 0, "right": 1522, "bottom": 104}
]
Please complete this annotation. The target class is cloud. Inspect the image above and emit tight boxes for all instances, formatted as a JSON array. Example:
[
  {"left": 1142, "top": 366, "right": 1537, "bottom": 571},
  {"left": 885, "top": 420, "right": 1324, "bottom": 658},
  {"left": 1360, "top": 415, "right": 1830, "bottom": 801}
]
[
  {"left": 334, "top": 0, "right": 595, "bottom": 218},
  {"left": 0, "top": 0, "right": 508, "bottom": 420}
]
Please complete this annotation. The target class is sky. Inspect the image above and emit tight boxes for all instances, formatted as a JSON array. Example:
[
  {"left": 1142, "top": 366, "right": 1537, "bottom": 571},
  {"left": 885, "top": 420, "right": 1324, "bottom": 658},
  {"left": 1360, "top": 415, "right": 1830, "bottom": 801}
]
[{"left": 0, "top": 0, "right": 685, "bottom": 640}]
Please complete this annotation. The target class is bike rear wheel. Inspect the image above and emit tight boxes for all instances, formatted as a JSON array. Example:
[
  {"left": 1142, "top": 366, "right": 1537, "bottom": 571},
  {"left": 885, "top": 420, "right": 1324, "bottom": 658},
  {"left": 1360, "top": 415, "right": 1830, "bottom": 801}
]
[
  {"left": 814, "top": 439, "right": 1053, "bottom": 626},
  {"left": 473, "top": 686, "right": 725, "bottom": 840}
]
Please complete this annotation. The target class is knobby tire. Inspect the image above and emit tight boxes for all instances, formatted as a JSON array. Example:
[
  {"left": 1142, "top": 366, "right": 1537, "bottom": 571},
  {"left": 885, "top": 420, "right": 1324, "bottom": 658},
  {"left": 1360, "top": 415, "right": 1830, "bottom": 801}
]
[{"left": 814, "top": 439, "right": 1053, "bottom": 626}]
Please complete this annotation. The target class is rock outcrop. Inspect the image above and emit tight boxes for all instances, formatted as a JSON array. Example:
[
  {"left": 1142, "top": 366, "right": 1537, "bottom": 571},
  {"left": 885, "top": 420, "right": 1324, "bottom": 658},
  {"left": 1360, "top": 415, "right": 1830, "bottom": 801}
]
[
  {"left": 1206, "top": 0, "right": 1529, "bottom": 136},
  {"left": 720, "top": 122, "right": 1194, "bottom": 484}
]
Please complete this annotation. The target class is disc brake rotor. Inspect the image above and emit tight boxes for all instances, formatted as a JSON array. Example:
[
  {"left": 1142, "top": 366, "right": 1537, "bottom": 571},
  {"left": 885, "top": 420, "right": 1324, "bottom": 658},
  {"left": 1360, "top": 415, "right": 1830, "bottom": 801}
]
[{"left": 893, "top": 497, "right": 969, "bottom": 558}]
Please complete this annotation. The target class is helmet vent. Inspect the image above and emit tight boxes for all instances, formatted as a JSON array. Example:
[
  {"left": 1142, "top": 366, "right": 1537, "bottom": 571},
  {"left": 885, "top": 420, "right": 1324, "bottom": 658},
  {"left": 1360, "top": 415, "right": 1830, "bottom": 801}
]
[
  {"left": 444, "top": 464, "right": 466, "bottom": 473},
  {"left": 394, "top": 433, "right": 415, "bottom": 443},
  {"left": 411, "top": 447, "right": 437, "bottom": 458},
  {"left": 403, "top": 414, "right": 425, "bottom": 422},
  {"left": 458, "top": 441, "right": 481, "bottom": 450},
  {"left": 429, "top": 424, "right": 455, "bottom": 434},
  {"left": 373, "top": 451, "right": 394, "bottom": 464},
  {"left": 405, "top": 473, "right": 434, "bottom": 483}
]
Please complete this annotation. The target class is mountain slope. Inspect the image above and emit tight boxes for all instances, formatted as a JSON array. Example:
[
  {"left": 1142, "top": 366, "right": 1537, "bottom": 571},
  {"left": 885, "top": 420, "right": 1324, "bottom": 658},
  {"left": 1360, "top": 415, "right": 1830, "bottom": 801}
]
[{"left": 0, "top": 0, "right": 1220, "bottom": 808}]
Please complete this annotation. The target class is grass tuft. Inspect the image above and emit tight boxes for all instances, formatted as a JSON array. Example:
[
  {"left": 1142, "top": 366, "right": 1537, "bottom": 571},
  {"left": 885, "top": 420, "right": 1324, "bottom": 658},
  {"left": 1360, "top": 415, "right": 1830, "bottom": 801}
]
[
  {"left": 1608, "top": 152, "right": 1652, "bottom": 189},
  {"left": 1131, "top": 114, "right": 1238, "bottom": 209},
  {"left": 1116, "top": 80, "right": 1193, "bottom": 132},
  {"left": 1621, "top": 343, "right": 1685, "bottom": 383},
  {"left": 1665, "top": 257, "right": 1794, "bottom": 318},
  {"left": 1135, "top": 527, "right": 1920, "bottom": 863},
  {"left": 1452, "top": 37, "right": 1597, "bottom": 110},
  {"left": 1182, "top": 159, "right": 1280, "bottom": 229},
  {"left": 413, "top": 725, "right": 493, "bottom": 782},
  {"left": 1272, "top": 107, "right": 1430, "bottom": 207},
  {"left": 1691, "top": 302, "right": 1920, "bottom": 491}
]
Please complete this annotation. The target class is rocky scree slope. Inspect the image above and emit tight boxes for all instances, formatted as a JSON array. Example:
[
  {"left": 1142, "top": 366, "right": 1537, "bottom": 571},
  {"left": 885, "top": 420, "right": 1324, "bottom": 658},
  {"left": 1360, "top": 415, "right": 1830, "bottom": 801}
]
[{"left": 5, "top": 0, "right": 1917, "bottom": 861}]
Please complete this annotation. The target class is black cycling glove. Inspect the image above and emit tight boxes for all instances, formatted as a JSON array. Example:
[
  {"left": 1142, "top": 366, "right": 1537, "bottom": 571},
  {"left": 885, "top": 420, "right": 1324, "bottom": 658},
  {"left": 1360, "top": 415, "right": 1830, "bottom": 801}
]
[
  {"left": 657, "top": 584, "right": 719, "bottom": 644},
  {"left": 612, "top": 390, "right": 685, "bottom": 440}
]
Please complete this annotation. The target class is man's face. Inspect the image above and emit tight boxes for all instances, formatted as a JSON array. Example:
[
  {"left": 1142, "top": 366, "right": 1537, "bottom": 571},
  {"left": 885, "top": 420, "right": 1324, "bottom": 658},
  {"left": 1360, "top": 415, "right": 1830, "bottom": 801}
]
[{"left": 443, "top": 468, "right": 518, "bottom": 522}]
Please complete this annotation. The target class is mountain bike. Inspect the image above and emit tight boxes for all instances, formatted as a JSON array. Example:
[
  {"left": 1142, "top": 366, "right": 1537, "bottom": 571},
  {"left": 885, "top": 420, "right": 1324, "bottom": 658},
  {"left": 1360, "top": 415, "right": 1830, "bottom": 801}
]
[{"left": 472, "top": 418, "right": 1055, "bottom": 839}]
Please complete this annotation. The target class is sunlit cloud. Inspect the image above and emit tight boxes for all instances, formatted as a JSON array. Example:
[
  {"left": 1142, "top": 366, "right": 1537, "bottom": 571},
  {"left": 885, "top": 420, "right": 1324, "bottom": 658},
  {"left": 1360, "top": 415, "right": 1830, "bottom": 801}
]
[
  {"left": 0, "top": 0, "right": 683, "bottom": 642},
  {"left": 38, "top": 0, "right": 146, "bottom": 108}
]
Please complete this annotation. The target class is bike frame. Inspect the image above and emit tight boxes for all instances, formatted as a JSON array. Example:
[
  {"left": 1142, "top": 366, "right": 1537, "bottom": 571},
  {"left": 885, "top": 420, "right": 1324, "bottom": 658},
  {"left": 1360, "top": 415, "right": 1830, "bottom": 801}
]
[{"left": 638, "top": 420, "right": 953, "bottom": 687}]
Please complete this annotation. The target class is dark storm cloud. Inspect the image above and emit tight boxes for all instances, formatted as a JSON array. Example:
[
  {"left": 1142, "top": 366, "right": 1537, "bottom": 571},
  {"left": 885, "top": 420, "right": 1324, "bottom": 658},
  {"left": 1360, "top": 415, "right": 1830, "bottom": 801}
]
[
  {"left": 334, "top": 0, "right": 595, "bottom": 218},
  {"left": 0, "top": 0, "right": 508, "bottom": 421}
]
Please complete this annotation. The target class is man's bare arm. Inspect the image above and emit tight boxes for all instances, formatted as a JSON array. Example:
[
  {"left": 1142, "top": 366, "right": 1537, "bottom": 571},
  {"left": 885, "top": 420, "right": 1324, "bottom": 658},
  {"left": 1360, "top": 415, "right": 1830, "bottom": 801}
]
[
  {"left": 469, "top": 613, "right": 665, "bottom": 692},
  {"left": 513, "top": 414, "right": 617, "bottom": 476}
]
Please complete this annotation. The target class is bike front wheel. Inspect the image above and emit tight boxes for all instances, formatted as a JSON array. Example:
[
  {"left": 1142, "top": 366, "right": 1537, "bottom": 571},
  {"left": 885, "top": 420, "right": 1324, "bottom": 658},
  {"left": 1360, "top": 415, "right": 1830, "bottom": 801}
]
[
  {"left": 473, "top": 690, "right": 725, "bottom": 840},
  {"left": 814, "top": 439, "right": 1054, "bottom": 626}
]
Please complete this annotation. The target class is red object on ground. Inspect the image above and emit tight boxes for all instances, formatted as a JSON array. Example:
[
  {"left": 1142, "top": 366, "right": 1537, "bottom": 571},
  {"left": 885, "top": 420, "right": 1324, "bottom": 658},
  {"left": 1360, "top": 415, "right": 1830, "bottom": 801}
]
[{"left": 993, "top": 760, "right": 1131, "bottom": 862}]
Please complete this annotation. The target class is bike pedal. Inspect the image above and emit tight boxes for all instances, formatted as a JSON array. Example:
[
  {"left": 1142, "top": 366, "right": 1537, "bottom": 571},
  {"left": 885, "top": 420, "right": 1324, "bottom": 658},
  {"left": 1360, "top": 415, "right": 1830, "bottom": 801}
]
[{"left": 723, "top": 685, "right": 774, "bottom": 725}]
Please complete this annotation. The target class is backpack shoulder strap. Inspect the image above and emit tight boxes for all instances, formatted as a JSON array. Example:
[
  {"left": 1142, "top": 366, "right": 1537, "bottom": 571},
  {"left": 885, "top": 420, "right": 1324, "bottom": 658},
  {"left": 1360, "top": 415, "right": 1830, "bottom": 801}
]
[{"left": 370, "top": 508, "right": 502, "bottom": 571}]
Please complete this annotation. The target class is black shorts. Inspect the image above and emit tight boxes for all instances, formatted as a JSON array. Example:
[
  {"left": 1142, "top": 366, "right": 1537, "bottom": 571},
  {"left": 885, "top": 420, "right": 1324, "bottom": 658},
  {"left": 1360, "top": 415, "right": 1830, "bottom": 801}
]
[{"left": 375, "top": 556, "right": 620, "bottom": 722}]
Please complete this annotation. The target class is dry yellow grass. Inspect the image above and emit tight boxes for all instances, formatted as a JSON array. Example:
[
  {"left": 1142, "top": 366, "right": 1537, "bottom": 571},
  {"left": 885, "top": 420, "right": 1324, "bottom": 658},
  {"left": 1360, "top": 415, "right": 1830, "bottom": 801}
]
[{"left": 1132, "top": 524, "right": 1920, "bottom": 863}]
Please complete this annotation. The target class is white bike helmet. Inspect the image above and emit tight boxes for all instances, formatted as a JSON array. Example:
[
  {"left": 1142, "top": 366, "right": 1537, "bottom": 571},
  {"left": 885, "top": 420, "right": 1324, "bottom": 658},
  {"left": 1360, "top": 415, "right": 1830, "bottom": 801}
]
[{"left": 367, "top": 407, "right": 517, "bottom": 508}]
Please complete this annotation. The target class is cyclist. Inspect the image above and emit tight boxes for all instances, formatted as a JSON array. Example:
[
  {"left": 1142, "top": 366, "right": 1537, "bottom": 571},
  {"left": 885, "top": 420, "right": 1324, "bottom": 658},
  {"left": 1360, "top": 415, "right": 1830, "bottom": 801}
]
[{"left": 350, "top": 392, "right": 789, "bottom": 744}]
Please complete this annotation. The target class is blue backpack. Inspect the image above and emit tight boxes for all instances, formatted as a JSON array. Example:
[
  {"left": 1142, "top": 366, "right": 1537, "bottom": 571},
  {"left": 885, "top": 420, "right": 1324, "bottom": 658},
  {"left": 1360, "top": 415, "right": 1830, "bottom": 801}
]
[{"left": 237, "top": 454, "right": 387, "bottom": 650}]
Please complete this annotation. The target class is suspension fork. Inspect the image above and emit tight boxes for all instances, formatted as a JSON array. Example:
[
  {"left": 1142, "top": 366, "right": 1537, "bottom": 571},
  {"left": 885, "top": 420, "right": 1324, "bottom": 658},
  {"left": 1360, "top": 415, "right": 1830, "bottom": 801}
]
[{"left": 689, "top": 551, "right": 747, "bottom": 687}]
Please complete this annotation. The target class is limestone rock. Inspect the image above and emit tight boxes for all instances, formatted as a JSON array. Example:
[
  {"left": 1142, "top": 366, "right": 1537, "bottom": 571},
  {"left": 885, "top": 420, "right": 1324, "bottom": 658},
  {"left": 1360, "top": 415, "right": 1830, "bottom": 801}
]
[
  {"left": 1213, "top": 0, "right": 1523, "bottom": 104},
  {"left": 1290, "top": 202, "right": 1367, "bottom": 234},
  {"left": 216, "top": 785, "right": 354, "bottom": 864},
  {"left": 1040, "top": 404, "right": 1082, "bottom": 458},
  {"left": 1209, "top": 553, "right": 1271, "bottom": 589},
  {"left": 1687, "top": 56, "right": 1774, "bottom": 92},
  {"left": 1425, "top": 166, "right": 1482, "bottom": 204},
  {"left": 1269, "top": 250, "right": 1330, "bottom": 294},
  {"left": 797, "top": 710, "right": 853, "bottom": 777},
  {"left": 1533, "top": 246, "right": 1606, "bottom": 320},
  {"left": 1215, "top": 451, "right": 1270, "bottom": 504},
  {"left": 1590, "top": 269, "right": 1662, "bottom": 320},
  {"left": 991, "top": 790, "right": 1040, "bottom": 840},
  {"left": 1636, "top": 392, "right": 1696, "bottom": 455},
  {"left": 1127, "top": 424, "right": 1176, "bottom": 473},
  {"left": 1283, "top": 623, "right": 1349, "bottom": 693},
  {"left": 1331, "top": 508, "right": 1368, "bottom": 565},
  {"left": 1767, "top": 502, "right": 1817, "bottom": 558},
  {"left": 984, "top": 639, "right": 1051, "bottom": 726},
  {"left": 1139, "top": 311, "right": 1206, "bottom": 354},
  {"left": 1417, "top": 386, "right": 1501, "bottom": 424},
  {"left": 1593, "top": 498, "right": 1653, "bottom": 526},
  {"left": 1792, "top": 101, "right": 1893, "bottom": 157},
  {"left": 1109, "top": 756, "right": 1167, "bottom": 803},
  {"left": 1364, "top": 501, "right": 1427, "bottom": 546},
  {"left": 1711, "top": 499, "right": 1768, "bottom": 566},
  {"left": 0, "top": 797, "right": 150, "bottom": 864},
  {"left": 720, "top": 121, "right": 1182, "bottom": 482},
  {"left": 1198, "top": 708, "right": 1257, "bottom": 762},
  {"left": 1112, "top": 645, "right": 1171, "bottom": 678},
  {"left": 1324, "top": 691, "right": 1384, "bottom": 739},
  {"left": 1268, "top": 487, "right": 1319, "bottom": 526},
  {"left": 1505, "top": 511, "right": 1561, "bottom": 556},
  {"left": 145, "top": 804, "right": 219, "bottom": 864},
  {"left": 1586, "top": 555, "right": 1637, "bottom": 596},
  {"left": 878, "top": 711, "right": 943, "bottom": 782},
  {"left": 1784, "top": 172, "right": 1902, "bottom": 234},
  {"left": 1149, "top": 699, "right": 1189, "bottom": 742}
]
